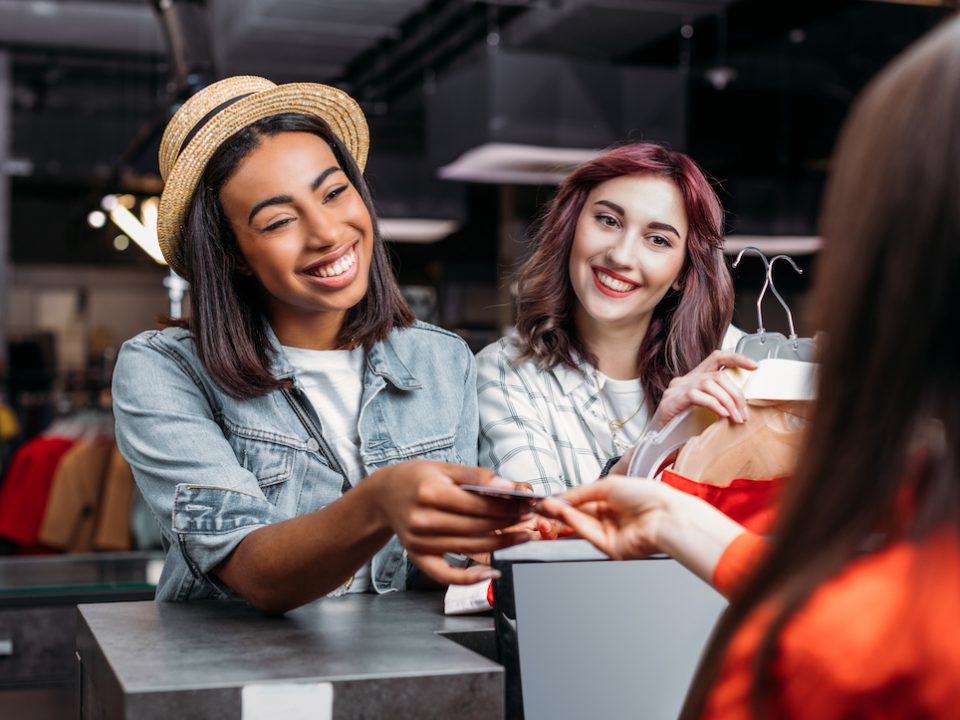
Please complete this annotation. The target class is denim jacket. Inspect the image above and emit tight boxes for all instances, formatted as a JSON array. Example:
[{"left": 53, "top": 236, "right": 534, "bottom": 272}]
[{"left": 112, "top": 321, "right": 478, "bottom": 602}]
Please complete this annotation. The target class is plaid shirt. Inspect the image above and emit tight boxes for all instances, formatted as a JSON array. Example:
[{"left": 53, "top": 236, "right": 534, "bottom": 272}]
[
  {"left": 477, "top": 336, "right": 651, "bottom": 495},
  {"left": 477, "top": 328, "right": 743, "bottom": 495}
]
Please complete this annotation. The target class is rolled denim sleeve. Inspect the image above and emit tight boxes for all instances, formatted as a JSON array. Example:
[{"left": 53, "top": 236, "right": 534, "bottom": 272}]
[
  {"left": 476, "top": 343, "right": 566, "bottom": 495},
  {"left": 113, "top": 332, "right": 289, "bottom": 578}
]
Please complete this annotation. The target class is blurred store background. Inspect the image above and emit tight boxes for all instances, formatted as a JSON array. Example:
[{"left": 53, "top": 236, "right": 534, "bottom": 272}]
[{"left": 0, "top": 0, "right": 956, "bottom": 543}]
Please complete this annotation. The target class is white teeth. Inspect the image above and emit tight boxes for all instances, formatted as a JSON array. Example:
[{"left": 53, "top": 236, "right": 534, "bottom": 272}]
[
  {"left": 310, "top": 249, "right": 355, "bottom": 278},
  {"left": 596, "top": 270, "right": 636, "bottom": 293}
]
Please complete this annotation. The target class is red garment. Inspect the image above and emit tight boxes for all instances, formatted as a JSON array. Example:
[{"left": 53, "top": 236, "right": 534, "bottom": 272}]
[
  {"left": 0, "top": 436, "right": 75, "bottom": 547},
  {"left": 705, "top": 530, "right": 960, "bottom": 718},
  {"left": 661, "top": 469, "right": 785, "bottom": 534}
]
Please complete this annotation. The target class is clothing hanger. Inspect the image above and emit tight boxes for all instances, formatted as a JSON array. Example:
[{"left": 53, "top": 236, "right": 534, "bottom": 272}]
[
  {"left": 767, "top": 255, "right": 817, "bottom": 362},
  {"left": 627, "top": 250, "right": 818, "bottom": 480},
  {"left": 732, "top": 247, "right": 791, "bottom": 361},
  {"left": 626, "top": 406, "right": 716, "bottom": 479}
]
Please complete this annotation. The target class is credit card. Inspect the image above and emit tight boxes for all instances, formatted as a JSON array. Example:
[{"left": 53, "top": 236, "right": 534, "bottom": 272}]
[{"left": 460, "top": 484, "right": 543, "bottom": 500}]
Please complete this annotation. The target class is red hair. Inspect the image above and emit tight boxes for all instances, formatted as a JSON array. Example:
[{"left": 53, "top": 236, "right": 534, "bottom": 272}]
[{"left": 515, "top": 143, "right": 733, "bottom": 410}]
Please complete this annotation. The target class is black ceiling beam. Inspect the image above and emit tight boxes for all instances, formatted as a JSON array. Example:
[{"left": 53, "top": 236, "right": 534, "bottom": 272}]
[{"left": 337, "top": 0, "right": 529, "bottom": 104}]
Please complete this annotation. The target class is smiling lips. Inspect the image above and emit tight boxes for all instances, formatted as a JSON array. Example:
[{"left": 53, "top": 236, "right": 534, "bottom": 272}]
[
  {"left": 302, "top": 243, "right": 359, "bottom": 288},
  {"left": 592, "top": 266, "right": 641, "bottom": 297}
]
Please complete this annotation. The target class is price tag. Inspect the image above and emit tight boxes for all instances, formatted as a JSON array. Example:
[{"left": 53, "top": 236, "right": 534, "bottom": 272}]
[{"left": 241, "top": 681, "right": 333, "bottom": 719}]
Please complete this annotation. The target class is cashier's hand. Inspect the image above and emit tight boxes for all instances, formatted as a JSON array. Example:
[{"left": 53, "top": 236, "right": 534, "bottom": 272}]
[
  {"left": 651, "top": 350, "right": 757, "bottom": 430},
  {"left": 373, "top": 461, "right": 532, "bottom": 585},
  {"left": 498, "top": 482, "right": 570, "bottom": 544},
  {"left": 537, "top": 476, "right": 675, "bottom": 560},
  {"left": 465, "top": 513, "right": 571, "bottom": 567}
]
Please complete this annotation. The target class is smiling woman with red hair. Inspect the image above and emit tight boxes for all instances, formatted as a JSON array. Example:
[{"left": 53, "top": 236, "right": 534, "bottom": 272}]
[{"left": 478, "top": 142, "right": 751, "bottom": 494}]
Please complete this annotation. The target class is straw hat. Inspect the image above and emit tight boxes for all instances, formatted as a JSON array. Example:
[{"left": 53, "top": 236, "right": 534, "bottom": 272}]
[{"left": 157, "top": 75, "right": 369, "bottom": 276}]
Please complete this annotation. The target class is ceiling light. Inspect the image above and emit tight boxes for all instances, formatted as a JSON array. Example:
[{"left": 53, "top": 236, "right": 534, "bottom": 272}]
[
  {"left": 87, "top": 210, "right": 106, "bottom": 229},
  {"left": 724, "top": 235, "right": 821, "bottom": 256},
  {"left": 97, "top": 194, "right": 189, "bottom": 319},
  {"left": 705, "top": 66, "right": 737, "bottom": 91},
  {"left": 29, "top": 1, "right": 58, "bottom": 17},
  {"left": 379, "top": 218, "right": 460, "bottom": 244},
  {"left": 437, "top": 142, "right": 601, "bottom": 185},
  {"left": 100, "top": 194, "right": 166, "bottom": 265}
]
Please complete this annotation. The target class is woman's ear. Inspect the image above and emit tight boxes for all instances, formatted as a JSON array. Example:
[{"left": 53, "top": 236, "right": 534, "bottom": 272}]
[{"left": 672, "top": 277, "right": 684, "bottom": 292}]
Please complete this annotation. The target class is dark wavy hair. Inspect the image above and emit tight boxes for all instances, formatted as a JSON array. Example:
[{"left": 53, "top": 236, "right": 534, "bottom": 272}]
[
  {"left": 682, "top": 15, "right": 960, "bottom": 718},
  {"left": 514, "top": 142, "right": 733, "bottom": 410},
  {"left": 176, "top": 113, "right": 413, "bottom": 398}
]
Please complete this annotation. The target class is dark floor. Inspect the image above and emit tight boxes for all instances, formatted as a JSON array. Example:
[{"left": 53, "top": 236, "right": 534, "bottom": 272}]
[{"left": 0, "top": 685, "right": 77, "bottom": 720}]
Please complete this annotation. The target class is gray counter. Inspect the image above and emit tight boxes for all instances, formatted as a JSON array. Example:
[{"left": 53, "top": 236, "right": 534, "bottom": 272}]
[{"left": 77, "top": 592, "right": 502, "bottom": 720}]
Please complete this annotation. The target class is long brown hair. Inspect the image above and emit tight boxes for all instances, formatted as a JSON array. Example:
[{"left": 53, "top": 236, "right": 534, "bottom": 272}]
[
  {"left": 682, "top": 15, "right": 960, "bottom": 718},
  {"left": 514, "top": 143, "right": 733, "bottom": 411},
  {"left": 179, "top": 113, "right": 413, "bottom": 399}
]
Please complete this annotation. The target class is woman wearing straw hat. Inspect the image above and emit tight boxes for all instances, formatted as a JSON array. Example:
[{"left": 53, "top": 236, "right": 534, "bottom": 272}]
[{"left": 112, "top": 76, "right": 531, "bottom": 614}]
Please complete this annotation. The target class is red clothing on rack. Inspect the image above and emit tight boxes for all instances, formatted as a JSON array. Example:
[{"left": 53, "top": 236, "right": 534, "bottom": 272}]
[
  {"left": 704, "top": 530, "right": 960, "bottom": 718},
  {"left": 0, "top": 436, "right": 76, "bottom": 548}
]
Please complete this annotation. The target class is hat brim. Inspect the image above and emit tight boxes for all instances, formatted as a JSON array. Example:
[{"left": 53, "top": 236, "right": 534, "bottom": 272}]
[{"left": 157, "top": 82, "right": 369, "bottom": 277}]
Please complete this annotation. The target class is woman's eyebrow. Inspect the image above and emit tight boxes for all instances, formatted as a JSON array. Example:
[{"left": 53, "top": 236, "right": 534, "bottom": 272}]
[
  {"left": 310, "top": 166, "right": 341, "bottom": 191},
  {"left": 247, "top": 166, "right": 342, "bottom": 225},
  {"left": 248, "top": 194, "right": 292, "bottom": 225},
  {"left": 594, "top": 200, "right": 680, "bottom": 238},
  {"left": 595, "top": 199, "right": 625, "bottom": 215},
  {"left": 648, "top": 221, "right": 680, "bottom": 238}
]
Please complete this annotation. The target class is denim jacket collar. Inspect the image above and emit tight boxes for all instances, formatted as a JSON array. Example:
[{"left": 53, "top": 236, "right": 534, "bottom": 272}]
[
  {"left": 265, "top": 322, "right": 421, "bottom": 391},
  {"left": 366, "top": 338, "right": 422, "bottom": 391}
]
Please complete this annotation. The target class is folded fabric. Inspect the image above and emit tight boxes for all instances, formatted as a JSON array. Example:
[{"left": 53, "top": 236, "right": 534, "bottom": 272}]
[
  {"left": 37, "top": 438, "right": 113, "bottom": 552},
  {"left": 0, "top": 436, "right": 76, "bottom": 547},
  {"left": 93, "top": 445, "right": 135, "bottom": 551},
  {"left": 444, "top": 578, "right": 495, "bottom": 615},
  {"left": 661, "top": 469, "right": 785, "bottom": 534}
]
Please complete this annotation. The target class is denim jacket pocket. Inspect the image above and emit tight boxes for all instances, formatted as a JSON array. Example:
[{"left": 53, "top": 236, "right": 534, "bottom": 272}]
[
  {"left": 223, "top": 425, "right": 296, "bottom": 504},
  {"left": 364, "top": 432, "right": 462, "bottom": 467}
]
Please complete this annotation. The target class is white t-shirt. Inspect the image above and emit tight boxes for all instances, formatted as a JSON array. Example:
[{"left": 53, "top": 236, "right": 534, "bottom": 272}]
[
  {"left": 596, "top": 370, "right": 644, "bottom": 436},
  {"left": 282, "top": 345, "right": 372, "bottom": 593}
]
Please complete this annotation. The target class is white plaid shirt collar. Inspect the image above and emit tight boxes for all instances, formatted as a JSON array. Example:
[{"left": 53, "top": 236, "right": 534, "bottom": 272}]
[{"left": 550, "top": 352, "right": 599, "bottom": 399}]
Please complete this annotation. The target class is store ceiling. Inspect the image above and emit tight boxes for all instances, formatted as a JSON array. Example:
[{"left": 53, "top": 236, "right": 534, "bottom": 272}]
[
  {"left": 0, "top": 0, "right": 956, "bottom": 263},
  {"left": 2, "top": 0, "right": 953, "bottom": 176}
]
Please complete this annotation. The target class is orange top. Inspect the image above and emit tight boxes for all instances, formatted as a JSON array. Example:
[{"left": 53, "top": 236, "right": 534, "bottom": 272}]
[{"left": 705, "top": 530, "right": 960, "bottom": 718}]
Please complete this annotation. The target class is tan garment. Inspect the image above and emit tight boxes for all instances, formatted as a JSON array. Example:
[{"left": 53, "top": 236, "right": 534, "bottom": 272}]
[
  {"left": 672, "top": 402, "right": 811, "bottom": 487},
  {"left": 37, "top": 438, "right": 113, "bottom": 552},
  {"left": 92, "top": 446, "right": 134, "bottom": 551}
]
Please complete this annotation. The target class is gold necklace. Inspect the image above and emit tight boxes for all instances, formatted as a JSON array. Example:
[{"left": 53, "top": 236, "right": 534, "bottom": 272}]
[{"left": 593, "top": 372, "right": 645, "bottom": 452}]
